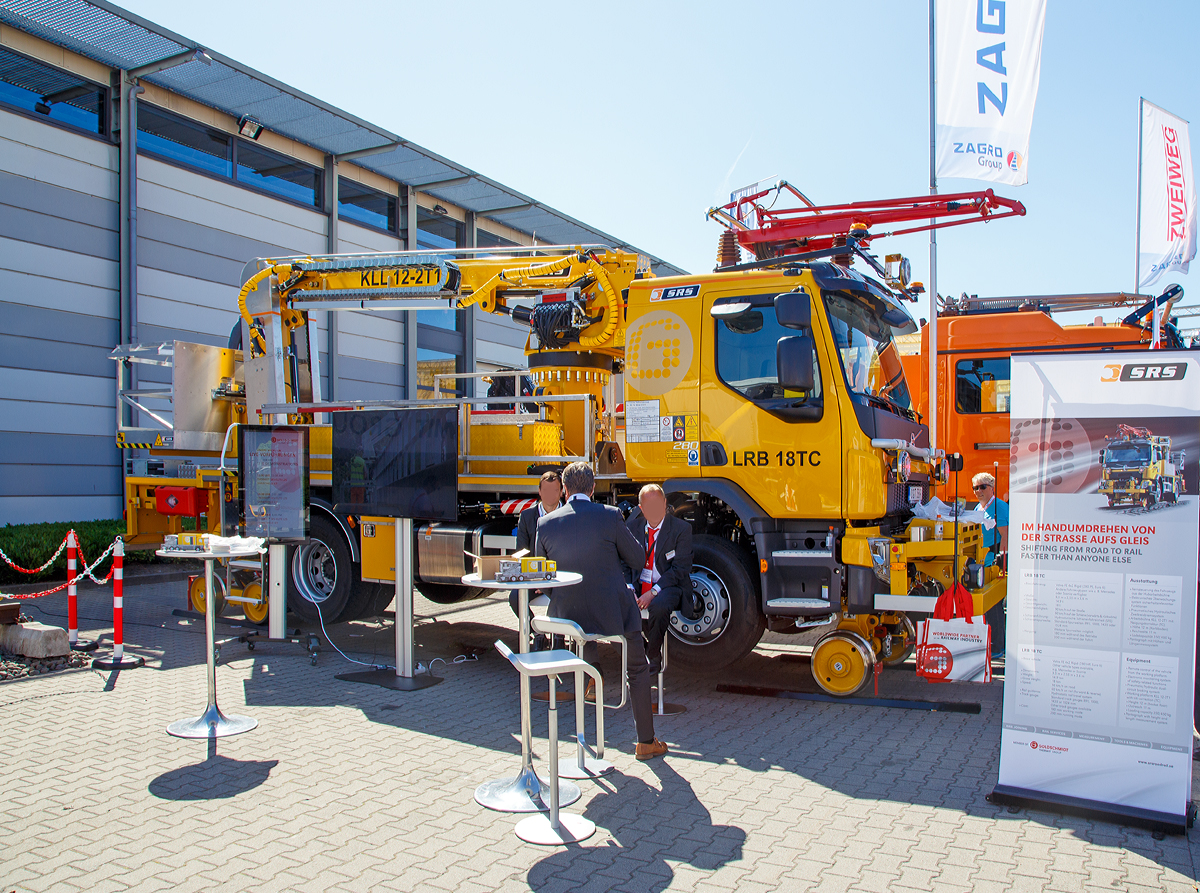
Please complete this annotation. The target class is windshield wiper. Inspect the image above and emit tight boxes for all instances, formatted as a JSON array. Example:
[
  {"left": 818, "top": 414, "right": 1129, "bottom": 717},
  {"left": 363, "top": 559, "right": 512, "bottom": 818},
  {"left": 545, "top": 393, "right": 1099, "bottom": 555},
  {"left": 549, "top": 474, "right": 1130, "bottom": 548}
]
[{"left": 859, "top": 391, "right": 917, "bottom": 420}]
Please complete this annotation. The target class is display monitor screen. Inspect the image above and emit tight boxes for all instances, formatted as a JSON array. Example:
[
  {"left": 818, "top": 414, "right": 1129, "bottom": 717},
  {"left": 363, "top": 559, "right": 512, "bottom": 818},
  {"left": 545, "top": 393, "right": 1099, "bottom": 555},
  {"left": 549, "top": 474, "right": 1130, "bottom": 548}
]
[
  {"left": 237, "top": 425, "right": 310, "bottom": 542},
  {"left": 331, "top": 408, "right": 458, "bottom": 521}
]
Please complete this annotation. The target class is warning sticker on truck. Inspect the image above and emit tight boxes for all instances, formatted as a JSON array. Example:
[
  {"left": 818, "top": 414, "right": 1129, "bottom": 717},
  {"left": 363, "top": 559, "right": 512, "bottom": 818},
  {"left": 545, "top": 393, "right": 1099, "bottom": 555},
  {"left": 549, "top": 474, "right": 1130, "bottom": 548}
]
[{"left": 660, "top": 414, "right": 698, "bottom": 443}]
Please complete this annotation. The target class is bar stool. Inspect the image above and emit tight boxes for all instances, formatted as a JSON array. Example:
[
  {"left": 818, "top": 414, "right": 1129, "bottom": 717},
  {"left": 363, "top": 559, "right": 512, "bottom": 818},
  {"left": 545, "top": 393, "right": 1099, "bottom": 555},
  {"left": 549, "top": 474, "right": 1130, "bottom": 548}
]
[
  {"left": 529, "top": 597, "right": 628, "bottom": 710},
  {"left": 531, "top": 616, "right": 614, "bottom": 779},
  {"left": 494, "top": 640, "right": 600, "bottom": 845},
  {"left": 642, "top": 608, "right": 686, "bottom": 716}
]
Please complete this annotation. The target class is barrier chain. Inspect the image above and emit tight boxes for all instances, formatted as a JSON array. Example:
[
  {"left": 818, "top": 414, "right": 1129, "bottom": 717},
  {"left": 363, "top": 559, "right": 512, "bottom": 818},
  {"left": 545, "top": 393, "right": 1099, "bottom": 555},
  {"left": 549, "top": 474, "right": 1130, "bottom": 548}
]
[
  {"left": 0, "top": 532, "right": 69, "bottom": 575},
  {"left": 0, "top": 537, "right": 118, "bottom": 601}
]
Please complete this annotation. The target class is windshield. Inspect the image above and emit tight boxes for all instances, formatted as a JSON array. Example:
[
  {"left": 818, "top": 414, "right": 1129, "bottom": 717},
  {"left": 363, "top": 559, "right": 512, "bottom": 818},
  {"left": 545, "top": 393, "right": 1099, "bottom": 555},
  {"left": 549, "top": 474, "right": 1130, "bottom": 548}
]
[
  {"left": 1106, "top": 442, "right": 1151, "bottom": 465},
  {"left": 822, "top": 290, "right": 913, "bottom": 413}
]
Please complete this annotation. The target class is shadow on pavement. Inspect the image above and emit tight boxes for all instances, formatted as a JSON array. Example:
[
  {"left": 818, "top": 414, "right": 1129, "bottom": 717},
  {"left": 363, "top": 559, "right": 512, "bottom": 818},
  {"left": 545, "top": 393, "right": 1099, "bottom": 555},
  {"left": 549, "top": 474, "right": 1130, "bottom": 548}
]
[
  {"left": 525, "top": 759, "right": 745, "bottom": 892},
  {"left": 149, "top": 738, "right": 278, "bottom": 801}
]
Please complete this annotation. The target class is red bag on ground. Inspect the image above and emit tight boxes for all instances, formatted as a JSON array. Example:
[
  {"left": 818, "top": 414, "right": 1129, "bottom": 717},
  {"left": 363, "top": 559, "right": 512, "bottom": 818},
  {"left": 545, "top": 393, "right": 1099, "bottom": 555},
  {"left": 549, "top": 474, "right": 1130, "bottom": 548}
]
[{"left": 917, "top": 583, "right": 992, "bottom": 683}]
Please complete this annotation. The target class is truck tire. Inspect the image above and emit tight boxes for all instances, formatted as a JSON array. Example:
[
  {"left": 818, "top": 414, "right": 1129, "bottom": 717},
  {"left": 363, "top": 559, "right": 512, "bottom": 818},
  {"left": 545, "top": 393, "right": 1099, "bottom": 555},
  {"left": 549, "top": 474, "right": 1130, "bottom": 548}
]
[
  {"left": 416, "top": 582, "right": 491, "bottom": 604},
  {"left": 668, "top": 535, "right": 765, "bottom": 672},
  {"left": 287, "top": 515, "right": 363, "bottom": 625}
]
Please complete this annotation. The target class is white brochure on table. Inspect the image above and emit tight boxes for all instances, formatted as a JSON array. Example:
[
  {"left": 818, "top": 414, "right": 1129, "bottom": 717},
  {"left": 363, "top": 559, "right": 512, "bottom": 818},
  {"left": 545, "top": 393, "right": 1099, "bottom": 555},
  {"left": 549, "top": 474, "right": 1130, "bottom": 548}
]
[{"left": 996, "top": 351, "right": 1200, "bottom": 828}]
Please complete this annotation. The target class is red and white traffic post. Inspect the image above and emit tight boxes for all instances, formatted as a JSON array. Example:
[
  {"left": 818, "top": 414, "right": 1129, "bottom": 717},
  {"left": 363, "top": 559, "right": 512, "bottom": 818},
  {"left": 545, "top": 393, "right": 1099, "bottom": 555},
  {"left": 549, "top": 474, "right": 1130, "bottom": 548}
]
[
  {"left": 91, "top": 539, "right": 144, "bottom": 671},
  {"left": 66, "top": 530, "right": 96, "bottom": 653}
]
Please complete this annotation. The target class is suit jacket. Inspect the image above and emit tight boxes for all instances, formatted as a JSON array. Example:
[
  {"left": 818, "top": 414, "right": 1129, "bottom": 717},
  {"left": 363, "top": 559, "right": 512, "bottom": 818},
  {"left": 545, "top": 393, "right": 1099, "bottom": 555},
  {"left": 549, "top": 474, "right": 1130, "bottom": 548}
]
[
  {"left": 627, "top": 512, "right": 693, "bottom": 597},
  {"left": 515, "top": 505, "right": 541, "bottom": 553},
  {"left": 535, "top": 497, "right": 644, "bottom": 636}
]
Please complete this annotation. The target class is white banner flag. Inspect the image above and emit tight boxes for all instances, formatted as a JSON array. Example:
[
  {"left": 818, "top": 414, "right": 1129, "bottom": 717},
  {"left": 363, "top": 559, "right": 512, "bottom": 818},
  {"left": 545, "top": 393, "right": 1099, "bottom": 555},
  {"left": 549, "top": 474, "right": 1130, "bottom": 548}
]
[
  {"left": 1138, "top": 102, "right": 1198, "bottom": 289},
  {"left": 935, "top": 0, "right": 1047, "bottom": 185}
]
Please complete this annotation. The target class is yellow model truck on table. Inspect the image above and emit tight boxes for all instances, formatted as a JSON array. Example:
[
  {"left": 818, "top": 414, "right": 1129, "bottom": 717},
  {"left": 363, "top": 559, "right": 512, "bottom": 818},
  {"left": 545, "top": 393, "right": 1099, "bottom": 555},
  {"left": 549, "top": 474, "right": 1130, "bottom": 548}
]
[{"left": 113, "top": 199, "right": 1010, "bottom": 695}]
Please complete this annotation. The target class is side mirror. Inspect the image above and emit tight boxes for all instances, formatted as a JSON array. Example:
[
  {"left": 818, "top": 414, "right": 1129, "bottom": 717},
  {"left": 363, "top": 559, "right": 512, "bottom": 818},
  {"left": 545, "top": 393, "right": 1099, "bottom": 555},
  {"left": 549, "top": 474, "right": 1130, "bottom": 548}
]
[
  {"left": 948, "top": 453, "right": 964, "bottom": 472},
  {"left": 777, "top": 335, "right": 815, "bottom": 392},
  {"left": 1099, "top": 450, "right": 1105, "bottom": 463},
  {"left": 774, "top": 290, "right": 811, "bottom": 330}
]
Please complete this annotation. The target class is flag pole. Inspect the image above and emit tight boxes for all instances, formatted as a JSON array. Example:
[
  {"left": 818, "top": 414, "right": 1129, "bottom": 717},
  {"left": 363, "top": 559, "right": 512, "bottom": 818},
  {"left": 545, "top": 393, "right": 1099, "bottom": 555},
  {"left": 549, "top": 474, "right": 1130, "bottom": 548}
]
[
  {"left": 928, "top": 0, "right": 939, "bottom": 453},
  {"left": 1135, "top": 96, "right": 1144, "bottom": 297}
]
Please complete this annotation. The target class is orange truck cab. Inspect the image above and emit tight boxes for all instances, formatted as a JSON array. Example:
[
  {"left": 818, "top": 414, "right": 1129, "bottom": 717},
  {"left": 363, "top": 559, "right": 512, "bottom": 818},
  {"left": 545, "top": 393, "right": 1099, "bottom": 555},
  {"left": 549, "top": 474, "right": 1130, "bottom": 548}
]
[{"left": 899, "top": 291, "right": 1187, "bottom": 504}]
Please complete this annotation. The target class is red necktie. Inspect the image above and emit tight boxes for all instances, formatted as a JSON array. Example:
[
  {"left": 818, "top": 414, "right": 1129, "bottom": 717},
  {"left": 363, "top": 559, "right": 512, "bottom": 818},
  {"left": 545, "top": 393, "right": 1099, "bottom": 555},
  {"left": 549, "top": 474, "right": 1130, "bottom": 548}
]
[{"left": 641, "top": 526, "right": 658, "bottom": 596}]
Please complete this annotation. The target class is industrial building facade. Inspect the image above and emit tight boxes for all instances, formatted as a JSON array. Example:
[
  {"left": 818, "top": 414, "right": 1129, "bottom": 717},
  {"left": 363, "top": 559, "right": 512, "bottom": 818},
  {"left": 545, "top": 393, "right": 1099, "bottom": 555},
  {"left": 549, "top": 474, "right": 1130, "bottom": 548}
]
[{"left": 0, "top": 1, "right": 678, "bottom": 526}]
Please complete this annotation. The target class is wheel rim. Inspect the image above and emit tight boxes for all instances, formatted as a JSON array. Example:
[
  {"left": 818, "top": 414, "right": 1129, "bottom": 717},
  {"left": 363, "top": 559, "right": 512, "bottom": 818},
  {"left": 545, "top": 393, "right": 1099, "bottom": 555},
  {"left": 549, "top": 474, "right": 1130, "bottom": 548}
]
[
  {"left": 189, "top": 574, "right": 226, "bottom": 615},
  {"left": 812, "top": 630, "right": 874, "bottom": 695},
  {"left": 292, "top": 538, "right": 338, "bottom": 605},
  {"left": 882, "top": 614, "right": 917, "bottom": 666},
  {"left": 241, "top": 581, "right": 268, "bottom": 624},
  {"left": 670, "top": 563, "right": 732, "bottom": 645}
]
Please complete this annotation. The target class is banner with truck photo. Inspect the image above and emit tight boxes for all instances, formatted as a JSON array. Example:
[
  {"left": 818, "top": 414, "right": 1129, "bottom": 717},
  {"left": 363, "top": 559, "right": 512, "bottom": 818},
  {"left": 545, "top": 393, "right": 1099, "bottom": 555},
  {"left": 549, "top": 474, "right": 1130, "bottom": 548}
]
[
  {"left": 935, "top": 0, "right": 1047, "bottom": 185},
  {"left": 993, "top": 351, "right": 1200, "bottom": 831}
]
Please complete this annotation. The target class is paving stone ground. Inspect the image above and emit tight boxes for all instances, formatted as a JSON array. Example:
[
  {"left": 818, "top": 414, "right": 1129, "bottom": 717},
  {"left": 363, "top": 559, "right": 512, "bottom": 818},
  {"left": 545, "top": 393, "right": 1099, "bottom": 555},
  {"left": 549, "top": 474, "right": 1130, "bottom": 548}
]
[{"left": 2, "top": 579, "right": 1199, "bottom": 892}]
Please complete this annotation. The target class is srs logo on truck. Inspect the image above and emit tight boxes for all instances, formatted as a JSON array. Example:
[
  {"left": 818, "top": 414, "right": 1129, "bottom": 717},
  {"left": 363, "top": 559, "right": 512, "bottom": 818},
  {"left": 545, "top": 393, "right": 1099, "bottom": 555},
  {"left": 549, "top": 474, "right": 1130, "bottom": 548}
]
[{"left": 1100, "top": 363, "right": 1188, "bottom": 382}]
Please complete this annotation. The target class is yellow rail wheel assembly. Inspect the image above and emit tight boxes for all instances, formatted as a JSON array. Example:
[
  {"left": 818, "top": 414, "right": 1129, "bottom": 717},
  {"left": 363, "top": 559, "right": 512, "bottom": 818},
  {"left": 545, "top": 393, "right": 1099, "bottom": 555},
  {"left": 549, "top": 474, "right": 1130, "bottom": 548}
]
[
  {"left": 189, "top": 573, "right": 227, "bottom": 617},
  {"left": 240, "top": 580, "right": 268, "bottom": 625},
  {"left": 810, "top": 629, "right": 875, "bottom": 696},
  {"left": 880, "top": 613, "right": 917, "bottom": 667}
]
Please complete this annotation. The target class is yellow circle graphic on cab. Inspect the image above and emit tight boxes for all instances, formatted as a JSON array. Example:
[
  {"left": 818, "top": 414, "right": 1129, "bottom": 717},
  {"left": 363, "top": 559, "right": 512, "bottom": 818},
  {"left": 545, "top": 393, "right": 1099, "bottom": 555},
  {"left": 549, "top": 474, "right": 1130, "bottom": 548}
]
[{"left": 626, "top": 310, "right": 693, "bottom": 397}]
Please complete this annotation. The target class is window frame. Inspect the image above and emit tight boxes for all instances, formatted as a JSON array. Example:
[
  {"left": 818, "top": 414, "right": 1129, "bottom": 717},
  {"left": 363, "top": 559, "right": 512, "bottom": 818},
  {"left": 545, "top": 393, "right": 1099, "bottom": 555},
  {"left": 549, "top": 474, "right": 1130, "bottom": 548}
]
[
  {"left": 712, "top": 291, "right": 824, "bottom": 422},
  {"left": 0, "top": 47, "right": 109, "bottom": 142},
  {"left": 954, "top": 356, "right": 1012, "bottom": 415},
  {"left": 337, "top": 175, "right": 398, "bottom": 235}
]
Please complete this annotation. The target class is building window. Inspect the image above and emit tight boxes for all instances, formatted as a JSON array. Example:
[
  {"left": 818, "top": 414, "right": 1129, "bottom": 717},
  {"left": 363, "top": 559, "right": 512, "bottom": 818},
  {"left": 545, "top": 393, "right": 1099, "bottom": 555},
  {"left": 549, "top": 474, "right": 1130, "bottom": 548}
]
[
  {"left": 477, "top": 228, "right": 519, "bottom": 249},
  {"left": 416, "top": 348, "right": 460, "bottom": 398},
  {"left": 0, "top": 47, "right": 106, "bottom": 136},
  {"left": 955, "top": 358, "right": 1011, "bottom": 413},
  {"left": 338, "top": 177, "right": 397, "bottom": 232},
  {"left": 417, "top": 207, "right": 461, "bottom": 250},
  {"left": 138, "top": 103, "right": 232, "bottom": 177},
  {"left": 236, "top": 139, "right": 321, "bottom": 207}
]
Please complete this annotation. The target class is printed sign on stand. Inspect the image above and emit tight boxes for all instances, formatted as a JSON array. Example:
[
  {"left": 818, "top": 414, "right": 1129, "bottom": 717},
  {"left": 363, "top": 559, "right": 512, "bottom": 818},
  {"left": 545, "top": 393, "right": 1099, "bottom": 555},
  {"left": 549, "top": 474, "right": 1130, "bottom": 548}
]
[{"left": 994, "top": 351, "right": 1200, "bottom": 831}]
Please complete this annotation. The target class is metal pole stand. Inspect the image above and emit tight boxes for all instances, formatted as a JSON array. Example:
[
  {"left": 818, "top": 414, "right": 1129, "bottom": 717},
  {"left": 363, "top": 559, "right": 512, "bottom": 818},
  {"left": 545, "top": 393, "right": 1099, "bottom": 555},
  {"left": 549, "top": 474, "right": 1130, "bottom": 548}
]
[
  {"left": 92, "top": 540, "right": 143, "bottom": 670},
  {"left": 515, "top": 674, "right": 596, "bottom": 845},
  {"left": 644, "top": 609, "right": 685, "bottom": 717},
  {"left": 167, "top": 553, "right": 257, "bottom": 738},
  {"left": 66, "top": 530, "right": 96, "bottom": 652},
  {"left": 338, "top": 517, "right": 442, "bottom": 691}
]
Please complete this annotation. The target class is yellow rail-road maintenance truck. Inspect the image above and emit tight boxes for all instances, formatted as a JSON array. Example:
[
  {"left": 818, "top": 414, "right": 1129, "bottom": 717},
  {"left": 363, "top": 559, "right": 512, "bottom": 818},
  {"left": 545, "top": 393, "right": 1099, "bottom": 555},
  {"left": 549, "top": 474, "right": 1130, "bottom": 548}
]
[
  {"left": 113, "top": 193, "right": 1009, "bottom": 695},
  {"left": 1099, "top": 424, "right": 1186, "bottom": 508}
]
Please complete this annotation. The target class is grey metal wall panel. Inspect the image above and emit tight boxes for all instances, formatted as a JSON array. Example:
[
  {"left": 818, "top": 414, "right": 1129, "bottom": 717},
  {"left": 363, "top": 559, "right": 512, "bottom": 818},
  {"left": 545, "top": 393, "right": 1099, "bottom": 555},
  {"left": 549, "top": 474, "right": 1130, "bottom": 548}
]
[
  {"left": 1, "top": 302, "right": 118, "bottom": 348},
  {"left": 0, "top": 464, "right": 121, "bottom": 498},
  {"left": 0, "top": 169, "right": 118, "bottom": 232},
  {"left": 0, "top": 334, "right": 113, "bottom": 378},
  {"left": 2, "top": 495, "right": 123, "bottom": 525},
  {"left": 335, "top": 379, "right": 402, "bottom": 402},
  {"left": 136, "top": 235, "right": 245, "bottom": 288},
  {"left": 137, "top": 209, "right": 297, "bottom": 275},
  {"left": 0, "top": 203, "right": 118, "bottom": 260},
  {"left": 477, "top": 313, "right": 530, "bottom": 349},
  {"left": 337, "top": 355, "right": 404, "bottom": 389},
  {"left": 136, "top": 323, "right": 230, "bottom": 350},
  {"left": 0, "top": 433, "right": 118, "bottom": 466}
]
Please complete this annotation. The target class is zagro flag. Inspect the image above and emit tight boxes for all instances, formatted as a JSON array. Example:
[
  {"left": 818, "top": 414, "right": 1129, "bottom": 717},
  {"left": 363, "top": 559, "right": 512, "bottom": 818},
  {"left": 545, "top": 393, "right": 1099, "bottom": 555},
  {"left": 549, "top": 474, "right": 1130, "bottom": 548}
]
[
  {"left": 1138, "top": 102, "right": 1197, "bottom": 289},
  {"left": 936, "top": 0, "right": 1047, "bottom": 185}
]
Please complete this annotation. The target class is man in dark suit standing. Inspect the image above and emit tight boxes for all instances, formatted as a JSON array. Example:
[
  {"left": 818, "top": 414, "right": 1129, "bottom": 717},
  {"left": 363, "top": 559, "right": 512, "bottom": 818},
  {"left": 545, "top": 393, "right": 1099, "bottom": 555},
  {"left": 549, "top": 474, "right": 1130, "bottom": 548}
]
[
  {"left": 535, "top": 462, "right": 667, "bottom": 760},
  {"left": 627, "top": 483, "right": 693, "bottom": 674},
  {"left": 509, "top": 471, "right": 562, "bottom": 644}
]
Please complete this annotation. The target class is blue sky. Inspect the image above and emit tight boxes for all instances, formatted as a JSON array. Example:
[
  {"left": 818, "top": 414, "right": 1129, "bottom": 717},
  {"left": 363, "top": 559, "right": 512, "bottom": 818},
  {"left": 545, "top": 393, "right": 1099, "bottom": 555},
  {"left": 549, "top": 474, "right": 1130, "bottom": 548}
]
[{"left": 118, "top": 0, "right": 1199, "bottom": 324}]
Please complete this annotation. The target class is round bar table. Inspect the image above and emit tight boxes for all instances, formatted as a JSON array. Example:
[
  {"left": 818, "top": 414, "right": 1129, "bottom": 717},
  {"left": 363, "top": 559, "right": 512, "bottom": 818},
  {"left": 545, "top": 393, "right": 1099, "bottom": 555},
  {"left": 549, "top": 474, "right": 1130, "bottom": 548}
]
[
  {"left": 464, "top": 571, "right": 584, "bottom": 813},
  {"left": 160, "top": 546, "right": 262, "bottom": 738}
]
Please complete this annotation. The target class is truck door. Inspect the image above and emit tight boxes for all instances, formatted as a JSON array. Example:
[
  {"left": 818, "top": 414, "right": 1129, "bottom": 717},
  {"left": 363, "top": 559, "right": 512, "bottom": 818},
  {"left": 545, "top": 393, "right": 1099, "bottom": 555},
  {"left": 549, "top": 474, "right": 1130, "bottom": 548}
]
[{"left": 699, "top": 286, "right": 842, "bottom": 519}]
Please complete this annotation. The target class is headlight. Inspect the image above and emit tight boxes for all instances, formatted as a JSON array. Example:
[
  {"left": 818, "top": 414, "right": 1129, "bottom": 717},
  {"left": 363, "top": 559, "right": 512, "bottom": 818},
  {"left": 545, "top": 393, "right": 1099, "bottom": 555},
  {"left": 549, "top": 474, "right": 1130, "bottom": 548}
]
[
  {"left": 892, "top": 450, "right": 912, "bottom": 483},
  {"left": 868, "top": 537, "right": 893, "bottom": 584},
  {"left": 933, "top": 456, "right": 950, "bottom": 484}
]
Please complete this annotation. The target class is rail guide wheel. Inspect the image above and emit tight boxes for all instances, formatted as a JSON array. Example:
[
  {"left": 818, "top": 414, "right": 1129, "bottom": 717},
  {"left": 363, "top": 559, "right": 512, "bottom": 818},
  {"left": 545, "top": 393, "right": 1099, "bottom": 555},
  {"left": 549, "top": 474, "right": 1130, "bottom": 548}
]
[
  {"left": 241, "top": 580, "right": 269, "bottom": 625},
  {"left": 882, "top": 614, "right": 917, "bottom": 667},
  {"left": 189, "top": 573, "right": 227, "bottom": 617},
  {"left": 811, "top": 629, "right": 876, "bottom": 696}
]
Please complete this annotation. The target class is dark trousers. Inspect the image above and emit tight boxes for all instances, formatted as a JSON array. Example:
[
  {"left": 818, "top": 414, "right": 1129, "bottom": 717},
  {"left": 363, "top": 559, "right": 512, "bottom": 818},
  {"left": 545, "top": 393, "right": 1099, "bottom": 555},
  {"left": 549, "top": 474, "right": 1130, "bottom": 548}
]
[
  {"left": 643, "top": 586, "right": 683, "bottom": 663},
  {"left": 581, "top": 634, "right": 655, "bottom": 744}
]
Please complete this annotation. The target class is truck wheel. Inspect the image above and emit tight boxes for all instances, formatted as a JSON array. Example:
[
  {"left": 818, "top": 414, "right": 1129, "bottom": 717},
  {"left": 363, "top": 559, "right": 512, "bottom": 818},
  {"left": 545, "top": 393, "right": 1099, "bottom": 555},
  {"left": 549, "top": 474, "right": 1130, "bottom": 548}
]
[
  {"left": 668, "top": 535, "right": 765, "bottom": 671},
  {"left": 416, "top": 582, "right": 491, "bottom": 604},
  {"left": 287, "top": 515, "right": 358, "bottom": 625}
]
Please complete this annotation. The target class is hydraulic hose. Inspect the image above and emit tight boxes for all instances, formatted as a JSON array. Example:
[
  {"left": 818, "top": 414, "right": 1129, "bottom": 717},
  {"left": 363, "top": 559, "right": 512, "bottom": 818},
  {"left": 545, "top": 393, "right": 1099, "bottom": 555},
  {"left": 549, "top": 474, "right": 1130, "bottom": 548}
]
[
  {"left": 236, "top": 264, "right": 279, "bottom": 356},
  {"left": 456, "top": 253, "right": 578, "bottom": 312},
  {"left": 578, "top": 257, "right": 620, "bottom": 348}
]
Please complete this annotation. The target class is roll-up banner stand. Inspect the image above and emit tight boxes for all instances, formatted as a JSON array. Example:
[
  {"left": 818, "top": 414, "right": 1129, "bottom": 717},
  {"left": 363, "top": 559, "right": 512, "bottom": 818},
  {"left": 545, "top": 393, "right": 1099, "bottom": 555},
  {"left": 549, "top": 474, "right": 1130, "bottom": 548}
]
[{"left": 993, "top": 351, "right": 1200, "bottom": 832}]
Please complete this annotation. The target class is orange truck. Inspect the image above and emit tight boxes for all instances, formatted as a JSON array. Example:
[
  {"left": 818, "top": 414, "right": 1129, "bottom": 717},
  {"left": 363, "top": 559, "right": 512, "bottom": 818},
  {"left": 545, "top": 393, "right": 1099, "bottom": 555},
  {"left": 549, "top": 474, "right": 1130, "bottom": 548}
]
[{"left": 899, "top": 287, "right": 1188, "bottom": 503}]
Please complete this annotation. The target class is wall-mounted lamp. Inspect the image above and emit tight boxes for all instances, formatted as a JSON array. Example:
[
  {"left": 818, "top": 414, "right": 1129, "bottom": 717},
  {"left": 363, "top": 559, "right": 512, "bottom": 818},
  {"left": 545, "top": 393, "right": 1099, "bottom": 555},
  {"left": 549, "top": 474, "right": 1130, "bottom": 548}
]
[
  {"left": 238, "top": 116, "right": 264, "bottom": 140},
  {"left": 34, "top": 100, "right": 51, "bottom": 115},
  {"left": 192, "top": 49, "right": 213, "bottom": 66},
  {"left": 432, "top": 204, "right": 448, "bottom": 216}
]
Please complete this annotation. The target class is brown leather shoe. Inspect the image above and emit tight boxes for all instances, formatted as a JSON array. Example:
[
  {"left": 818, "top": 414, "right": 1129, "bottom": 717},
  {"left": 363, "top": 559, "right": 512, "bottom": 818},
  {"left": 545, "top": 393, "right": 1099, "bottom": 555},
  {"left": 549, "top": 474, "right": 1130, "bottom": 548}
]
[
  {"left": 583, "top": 680, "right": 596, "bottom": 703},
  {"left": 635, "top": 738, "right": 668, "bottom": 761}
]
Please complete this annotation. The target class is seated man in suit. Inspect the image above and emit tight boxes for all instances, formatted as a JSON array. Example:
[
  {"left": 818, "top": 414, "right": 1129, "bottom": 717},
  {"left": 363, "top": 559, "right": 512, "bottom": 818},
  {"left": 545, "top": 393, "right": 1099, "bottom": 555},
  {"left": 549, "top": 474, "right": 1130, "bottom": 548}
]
[
  {"left": 509, "top": 470, "right": 562, "bottom": 647},
  {"left": 627, "top": 483, "right": 693, "bottom": 674},
  {"left": 535, "top": 462, "right": 667, "bottom": 761}
]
